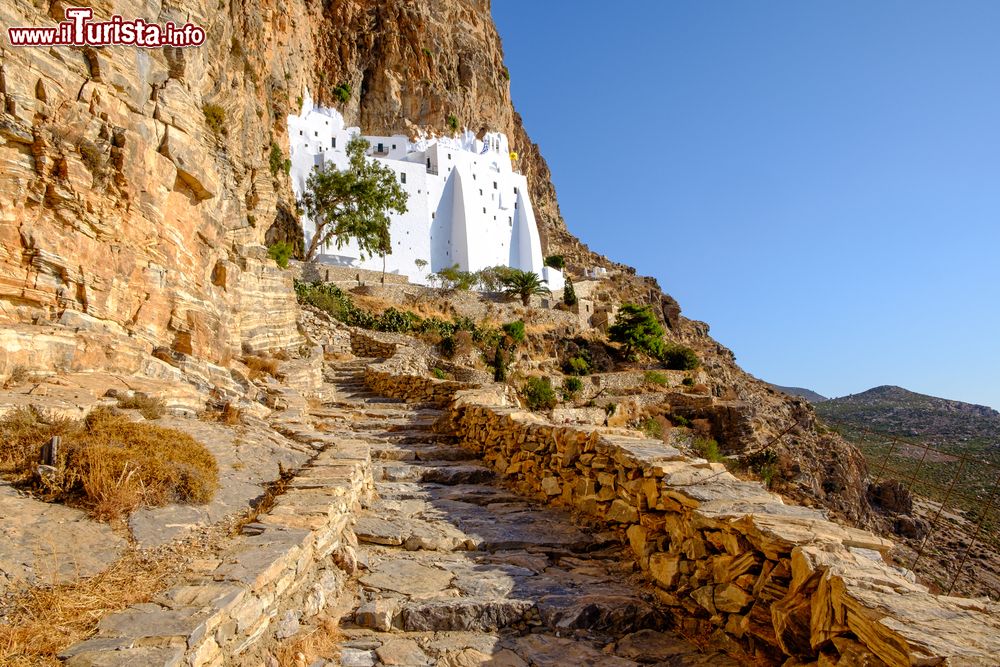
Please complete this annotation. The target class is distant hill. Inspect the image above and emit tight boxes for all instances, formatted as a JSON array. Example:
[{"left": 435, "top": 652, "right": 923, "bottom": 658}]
[
  {"left": 816, "top": 385, "right": 1000, "bottom": 444},
  {"left": 768, "top": 384, "right": 829, "bottom": 404}
]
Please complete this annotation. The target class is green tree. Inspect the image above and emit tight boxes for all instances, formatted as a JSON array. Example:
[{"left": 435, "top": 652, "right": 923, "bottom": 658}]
[
  {"left": 544, "top": 255, "right": 565, "bottom": 270},
  {"left": 608, "top": 303, "right": 665, "bottom": 360},
  {"left": 299, "top": 136, "right": 408, "bottom": 265},
  {"left": 500, "top": 269, "right": 550, "bottom": 306},
  {"left": 563, "top": 277, "right": 578, "bottom": 307}
]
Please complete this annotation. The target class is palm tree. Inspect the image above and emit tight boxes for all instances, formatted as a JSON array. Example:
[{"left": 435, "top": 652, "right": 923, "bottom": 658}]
[{"left": 500, "top": 269, "right": 550, "bottom": 306}]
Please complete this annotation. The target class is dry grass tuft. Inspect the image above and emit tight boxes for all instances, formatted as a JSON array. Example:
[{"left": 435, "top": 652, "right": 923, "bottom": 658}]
[
  {"left": 0, "top": 407, "right": 218, "bottom": 521},
  {"left": 201, "top": 402, "right": 243, "bottom": 426},
  {"left": 115, "top": 394, "right": 166, "bottom": 420},
  {"left": 243, "top": 355, "right": 281, "bottom": 381},
  {"left": 0, "top": 549, "right": 181, "bottom": 666},
  {"left": 274, "top": 616, "right": 341, "bottom": 666}
]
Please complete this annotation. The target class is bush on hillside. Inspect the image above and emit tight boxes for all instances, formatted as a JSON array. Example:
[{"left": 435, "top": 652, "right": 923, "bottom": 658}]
[{"left": 522, "top": 377, "right": 557, "bottom": 412}]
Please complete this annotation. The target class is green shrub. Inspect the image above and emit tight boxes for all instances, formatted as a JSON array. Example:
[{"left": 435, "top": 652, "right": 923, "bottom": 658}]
[
  {"left": 332, "top": 82, "right": 352, "bottom": 104},
  {"left": 267, "top": 142, "right": 291, "bottom": 178},
  {"left": 643, "top": 370, "right": 669, "bottom": 386},
  {"left": 447, "top": 114, "right": 459, "bottom": 132},
  {"left": 609, "top": 304, "right": 665, "bottom": 360},
  {"left": 693, "top": 437, "right": 723, "bottom": 462},
  {"left": 563, "top": 277, "right": 578, "bottom": 307},
  {"left": 563, "top": 376, "right": 583, "bottom": 399},
  {"left": 202, "top": 103, "right": 226, "bottom": 135},
  {"left": 501, "top": 66, "right": 510, "bottom": 81},
  {"left": 432, "top": 367, "right": 447, "bottom": 380},
  {"left": 682, "top": 377, "right": 695, "bottom": 387},
  {"left": 502, "top": 320, "right": 526, "bottom": 344},
  {"left": 492, "top": 343, "right": 508, "bottom": 383},
  {"left": 670, "top": 413, "right": 691, "bottom": 428},
  {"left": 566, "top": 355, "right": 591, "bottom": 376},
  {"left": 267, "top": 241, "right": 293, "bottom": 269},
  {"left": 641, "top": 418, "right": 663, "bottom": 440},
  {"left": 522, "top": 377, "right": 557, "bottom": 412},
  {"left": 661, "top": 344, "right": 700, "bottom": 371},
  {"left": 544, "top": 255, "right": 565, "bottom": 270}
]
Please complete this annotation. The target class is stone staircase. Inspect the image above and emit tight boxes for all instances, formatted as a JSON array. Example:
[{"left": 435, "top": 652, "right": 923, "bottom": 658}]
[{"left": 326, "top": 361, "right": 736, "bottom": 667}]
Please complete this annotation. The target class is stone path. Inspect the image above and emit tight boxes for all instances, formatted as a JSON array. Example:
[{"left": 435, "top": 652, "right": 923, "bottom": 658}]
[{"left": 325, "top": 361, "right": 737, "bottom": 667}]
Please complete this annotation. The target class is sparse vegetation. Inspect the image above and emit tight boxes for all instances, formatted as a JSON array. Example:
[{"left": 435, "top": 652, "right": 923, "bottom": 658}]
[
  {"left": 502, "top": 320, "right": 526, "bottom": 344},
  {"left": 243, "top": 355, "right": 281, "bottom": 381},
  {"left": 544, "top": 255, "right": 565, "bottom": 270},
  {"left": 78, "top": 139, "right": 104, "bottom": 173},
  {"left": 564, "top": 353, "right": 591, "bottom": 376},
  {"left": 643, "top": 370, "right": 669, "bottom": 386},
  {"left": 115, "top": 394, "right": 166, "bottom": 420},
  {"left": 563, "top": 277, "right": 578, "bottom": 307},
  {"left": 682, "top": 377, "right": 695, "bottom": 387},
  {"left": 267, "top": 241, "right": 294, "bottom": 269},
  {"left": 670, "top": 413, "right": 691, "bottom": 428},
  {"left": 432, "top": 367, "right": 448, "bottom": 380},
  {"left": 641, "top": 417, "right": 663, "bottom": 440},
  {"left": 660, "top": 344, "right": 700, "bottom": 371},
  {"left": 0, "top": 406, "right": 218, "bottom": 521},
  {"left": 693, "top": 437, "right": 723, "bottom": 462},
  {"left": 608, "top": 303, "right": 665, "bottom": 360},
  {"left": 447, "top": 114, "right": 460, "bottom": 132},
  {"left": 332, "top": 82, "right": 352, "bottom": 104},
  {"left": 202, "top": 103, "right": 227, "bottom": 136},
  {"left": 563, "top": 376, "right": 583, "bottom": 400},
  {"left": 269, "top": 142, "right": 290, "bottom": 178},
  {"left": 499, "top": 269, "right": 551, "bottom": 306},
  {"left": 522, "top": 377, "right": 557, "bottom": 412}
]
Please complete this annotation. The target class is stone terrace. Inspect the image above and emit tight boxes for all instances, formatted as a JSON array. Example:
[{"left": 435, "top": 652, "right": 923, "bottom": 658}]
[{"left": 358, "top": 330, "right": 1000, "bottom": 666}]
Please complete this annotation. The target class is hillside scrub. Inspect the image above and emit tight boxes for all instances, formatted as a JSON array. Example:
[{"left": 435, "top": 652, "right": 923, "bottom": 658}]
[
  {"left": 522, "top": 377, "right": 557, "bottom": 411},
  {"left": 0, "top": 407, "right": 218, "bottom": 521},
  {"left": 608, "top": 303, "right": 665, "bottom": 360}
]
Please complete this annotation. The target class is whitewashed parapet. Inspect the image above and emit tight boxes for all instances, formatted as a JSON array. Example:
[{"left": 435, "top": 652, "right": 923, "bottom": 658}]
[{"left": 364, "top": 342, "right": 1000, "bottom": 666}]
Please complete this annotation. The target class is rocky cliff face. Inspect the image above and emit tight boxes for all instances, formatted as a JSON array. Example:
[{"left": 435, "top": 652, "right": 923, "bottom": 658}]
[{"left": 0, "top": 0, "right": 872, "bottom": 522}]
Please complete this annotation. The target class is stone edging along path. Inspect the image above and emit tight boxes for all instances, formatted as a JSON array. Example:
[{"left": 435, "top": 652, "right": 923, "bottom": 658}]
[
  {"left": 59, "top": 385, "right": 374, "bottom": 667},
  {"left": 359, "top": 330, "right": 1000, "bottom": 666}
]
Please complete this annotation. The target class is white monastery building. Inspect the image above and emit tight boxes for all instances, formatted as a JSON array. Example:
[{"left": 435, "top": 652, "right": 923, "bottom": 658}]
[{"left": 287, "top": 93, "right": 564, "bottom": 291}]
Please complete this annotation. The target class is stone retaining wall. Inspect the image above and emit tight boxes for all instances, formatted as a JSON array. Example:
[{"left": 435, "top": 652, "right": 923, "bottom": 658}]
[
  {"left": 364, "top": 340, "right": 1000, "bottom": 666},
  {"left": 60, "top": 436, "right": 373, "bottom": 666}
]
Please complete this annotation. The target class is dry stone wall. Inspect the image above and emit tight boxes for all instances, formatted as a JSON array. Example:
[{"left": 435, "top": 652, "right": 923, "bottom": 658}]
[
  {"left": 60, "top": 419, "right": 373, "bottom": 666},
  {"left": 364, "top": 340, "right": 1000, "bottom": 666}
]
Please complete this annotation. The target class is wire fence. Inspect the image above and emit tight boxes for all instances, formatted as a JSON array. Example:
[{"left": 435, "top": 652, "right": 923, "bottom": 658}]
[{"left": 859, "top": 427, "right": 1000, "bottom": 594}]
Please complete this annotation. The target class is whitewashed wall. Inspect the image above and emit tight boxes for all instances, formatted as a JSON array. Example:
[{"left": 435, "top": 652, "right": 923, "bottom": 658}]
[{"left": 287, "top": 94, "right": 562, "bottom": 290}]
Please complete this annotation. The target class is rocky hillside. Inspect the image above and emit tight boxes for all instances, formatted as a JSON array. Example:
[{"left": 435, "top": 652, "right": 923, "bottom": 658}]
[
  {"left": 817, "top": 385, "right": 1000, "bottom": 445},
  {"left": 0, "top": 0, "right": 873, "bottom": 524},
  {"left": 768, "top": 384, "right": 829, "bottom": 404}
]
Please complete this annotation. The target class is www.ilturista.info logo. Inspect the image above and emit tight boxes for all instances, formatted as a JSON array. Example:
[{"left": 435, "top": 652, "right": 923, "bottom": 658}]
[{"left": 7, "top": 7, "right": 205, "bottom": 48}]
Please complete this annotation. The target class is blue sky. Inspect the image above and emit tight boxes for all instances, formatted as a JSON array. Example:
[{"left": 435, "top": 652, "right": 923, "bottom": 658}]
[{"left": 492, "top": 1, "right": 1000, "bottom": 409}]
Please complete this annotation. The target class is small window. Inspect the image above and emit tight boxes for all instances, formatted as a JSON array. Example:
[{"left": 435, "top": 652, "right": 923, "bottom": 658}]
[
  {"left": 432, "top": 212, "right": 436, "bottom": 219},
  {"left": 299, "top": 130, "right": 303, "bottom": 136},
  {"left": 514, "top": 187, "right": 519, "bottom": 194},
  {"left": 392, "top": 144, "right": 397, "bottom": 150},
  {"left": 332, "top": 138, "right": 336, "bottom": 148},
  {"left": 448, "top": 153, "right": 452, "bottom": 160},
  {"left": 479, "top": 189, "right": 483, "bottom": 196},
  {"left": 427, "top": 158, "right": 431, "bottom": 168},
  {"left": 482, "top": 207, "right": 486, "bottom": 214},
  {"left": 377, "top": 143, "right": 384, "bottom": 152},
  {"left": 314, "top": 131, "right": 318, "bottom": 137},
  {"left": 493, "top": 182, "right": 497, "bottom": 189},
  {"left": 400, "top": 172, "right": 407, "bottom": 184}
]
